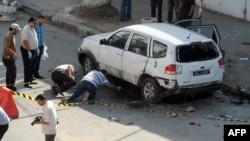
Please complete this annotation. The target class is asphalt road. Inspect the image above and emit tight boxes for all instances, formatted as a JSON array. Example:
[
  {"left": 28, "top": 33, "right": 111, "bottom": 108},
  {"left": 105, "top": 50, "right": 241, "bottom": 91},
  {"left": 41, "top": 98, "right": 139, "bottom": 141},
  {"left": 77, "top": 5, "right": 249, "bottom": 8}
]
[{"left": 1, "top": 12, "right": 250, "bottom": 141}]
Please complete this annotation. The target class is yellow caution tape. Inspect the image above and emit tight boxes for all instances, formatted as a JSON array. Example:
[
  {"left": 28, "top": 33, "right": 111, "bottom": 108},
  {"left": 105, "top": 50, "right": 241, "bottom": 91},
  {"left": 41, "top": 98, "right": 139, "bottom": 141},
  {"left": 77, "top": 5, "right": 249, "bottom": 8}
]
[
  {"left": 212, "top": 117, "right": 250, "bottom": 123},
  {"left": 13, "top": 91, "right": 36, "bottom": 101},
  {"left": 12, "top": 91, "right": 190, "bottom": 117},
  {"left": 12, "top": 91, "right": 250, "bottom": 122}
]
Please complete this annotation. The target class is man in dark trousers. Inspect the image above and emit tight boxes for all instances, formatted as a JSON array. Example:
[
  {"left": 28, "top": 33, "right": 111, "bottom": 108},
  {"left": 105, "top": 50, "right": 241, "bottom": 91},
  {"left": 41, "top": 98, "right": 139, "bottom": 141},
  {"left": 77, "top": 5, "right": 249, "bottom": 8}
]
[
  {"left": 51, "top": 64, "right": 76, "bottom": 96},
  {"left": 150, "top": 0, "right": 163, "bottom": 22},
  {"left": 167, "top": 0, "right": 181, "bottom": 23},
  {"left": 34, "top": 15, "right": 47, "bottom": 79},
  {"left": 119, "top": 0, "right": 131, "bottom": 22},
  {"left": 2, "top": 23, "right": 22, "bottom": 91},
  {"left": 20, "top": 17, "right": 39, "bottom": 88},
  {"left": 177, "top": 0, "right": 195, "bottom": 20}
]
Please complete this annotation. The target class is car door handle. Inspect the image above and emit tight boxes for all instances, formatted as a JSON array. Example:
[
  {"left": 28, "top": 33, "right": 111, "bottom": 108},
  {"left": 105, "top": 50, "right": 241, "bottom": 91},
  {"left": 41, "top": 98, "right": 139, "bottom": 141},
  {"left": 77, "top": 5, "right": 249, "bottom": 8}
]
[
  {"left": 154, "top": 61, "right": 157, "bottom": 68},
  {"left": 116, "top": 52, "right": 122, "bottom": 56}
]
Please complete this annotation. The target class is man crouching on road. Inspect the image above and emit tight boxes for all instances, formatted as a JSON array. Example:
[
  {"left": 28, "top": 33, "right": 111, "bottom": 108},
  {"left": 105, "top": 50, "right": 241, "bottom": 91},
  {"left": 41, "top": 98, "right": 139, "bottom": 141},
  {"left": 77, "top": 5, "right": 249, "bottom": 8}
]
[
  {"left": 51, "top": 64, "right": 76, "bottom": 96},
  {"left": 35, "top": 94, "right": 58, "bottom": 141},
  {"left": 61, "top": 70, "right": 121, "bottom": 103}
]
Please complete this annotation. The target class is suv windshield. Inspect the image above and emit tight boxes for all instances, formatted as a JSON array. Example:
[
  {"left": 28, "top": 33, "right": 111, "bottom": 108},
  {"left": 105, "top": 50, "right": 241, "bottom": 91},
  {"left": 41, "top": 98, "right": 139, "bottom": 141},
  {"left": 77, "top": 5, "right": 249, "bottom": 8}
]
[{"left": 177, "top": 42, "right": 219, "bottom": 62}]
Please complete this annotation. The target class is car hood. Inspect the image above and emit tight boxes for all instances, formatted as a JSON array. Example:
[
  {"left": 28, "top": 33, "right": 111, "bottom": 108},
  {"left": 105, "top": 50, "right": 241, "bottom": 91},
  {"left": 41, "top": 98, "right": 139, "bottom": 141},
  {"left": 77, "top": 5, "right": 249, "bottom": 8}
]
[{"left": 85, "top": 33, "right": 111, "bottom": 41}]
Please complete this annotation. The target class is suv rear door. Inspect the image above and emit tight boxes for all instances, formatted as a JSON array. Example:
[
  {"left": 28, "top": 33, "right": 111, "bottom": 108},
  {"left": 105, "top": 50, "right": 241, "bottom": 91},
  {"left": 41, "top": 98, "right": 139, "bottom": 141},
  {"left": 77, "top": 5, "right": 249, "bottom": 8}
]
[
  {"left": 173, "top": 18, "right": 200, "bottom": 27},
  {"left": 174, "top": 19, "right": 221, "bottom": 49},
  {"left": 189, "top": 25, "right": 221, "bottom": 49},
  {"left": 175, "top": 42, "right": 224, "bottom": 87}
]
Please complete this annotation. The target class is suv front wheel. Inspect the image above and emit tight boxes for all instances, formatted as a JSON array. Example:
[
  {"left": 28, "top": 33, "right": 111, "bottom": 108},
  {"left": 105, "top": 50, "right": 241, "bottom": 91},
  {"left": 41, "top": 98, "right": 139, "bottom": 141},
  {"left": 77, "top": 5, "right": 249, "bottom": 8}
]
[
  {"left": 141, "top": 77, "right": 162, "bottom": 102},
  {"left": 82, "top": 55, "right": 96, "bottom": 75}
]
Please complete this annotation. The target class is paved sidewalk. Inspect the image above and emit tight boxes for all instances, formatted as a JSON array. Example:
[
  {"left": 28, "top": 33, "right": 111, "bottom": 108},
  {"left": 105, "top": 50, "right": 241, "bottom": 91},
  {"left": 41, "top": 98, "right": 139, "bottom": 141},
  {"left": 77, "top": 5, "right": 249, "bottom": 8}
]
[{"left": 18, "top": 0, "right": 250, "bottom": 97}]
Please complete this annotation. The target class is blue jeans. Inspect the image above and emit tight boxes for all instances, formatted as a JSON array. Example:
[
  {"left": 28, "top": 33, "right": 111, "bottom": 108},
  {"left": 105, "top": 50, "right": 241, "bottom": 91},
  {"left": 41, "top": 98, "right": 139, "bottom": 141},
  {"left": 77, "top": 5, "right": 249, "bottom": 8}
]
[
  {"left": 120, "top": 0, "right": 131, "bottom": 21},
  {"left": 34, "top": 46, "right": 44, "bottom": 76},
  {"left": 68, "top": 80, "right": 96, "bottom": 101}
]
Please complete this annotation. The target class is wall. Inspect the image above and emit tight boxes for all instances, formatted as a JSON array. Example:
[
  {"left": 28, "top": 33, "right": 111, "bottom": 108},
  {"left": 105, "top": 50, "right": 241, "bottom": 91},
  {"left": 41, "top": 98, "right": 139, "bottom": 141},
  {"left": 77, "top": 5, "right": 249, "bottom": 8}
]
[{"left": 196, "top": 0, "right": 250, "bottom": 21}]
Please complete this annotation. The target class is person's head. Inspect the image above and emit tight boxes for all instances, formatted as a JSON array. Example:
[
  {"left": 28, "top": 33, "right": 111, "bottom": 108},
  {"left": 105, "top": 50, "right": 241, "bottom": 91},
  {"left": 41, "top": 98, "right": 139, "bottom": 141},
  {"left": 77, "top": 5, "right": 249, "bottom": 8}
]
[
  {"left": 28, "top": 17, "right": 37, "bottom": 28},
  {"left": 100, "top": 69, "right": 108, "bottom": 76},
  {"left": 9, "top": 23, "right": 22, "bottom": 35},
  {"left": 37, "top": 15, "right": 46, "bottom": 24},
  {"left": 35, "top": 94, "right": 47, "bottom": 106}
]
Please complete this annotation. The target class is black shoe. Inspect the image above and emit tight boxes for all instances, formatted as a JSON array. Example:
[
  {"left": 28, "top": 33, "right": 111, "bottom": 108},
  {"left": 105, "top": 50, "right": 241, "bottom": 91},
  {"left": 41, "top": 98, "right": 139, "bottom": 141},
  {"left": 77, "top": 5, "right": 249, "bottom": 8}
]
[
  {"left": 24, "top": 84, "right": 32, "bottom": 88},
  {"left": 54, "top": 87, "right": 64, "bottom": 96},
  {"left": 34, "top": 75, "right": 44, "bottom": 79},
  {"left": 7, "top": 86, "right": 12, "bottom": 90},
  {"left": 29, "top": 81, "right": 38, "bottom": 85},
  {"left": 87, "top": 99, "right": 95, "bottom": 105},
  {"left": 7, "top": 86, "right": 17, "bottom": 91},
  {"left": 11, "top": 86, "right": 17, "bottom": 91},
  {"left": 51, "top": 86, "right": 58, "bottom": 96}
]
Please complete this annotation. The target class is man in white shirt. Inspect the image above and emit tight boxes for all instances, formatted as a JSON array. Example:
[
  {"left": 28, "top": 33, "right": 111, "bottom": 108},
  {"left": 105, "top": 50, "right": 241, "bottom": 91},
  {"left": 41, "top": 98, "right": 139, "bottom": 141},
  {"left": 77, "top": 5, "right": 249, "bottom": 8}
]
[
  {"left": 20, "top": 17, "right": 39, "bottom": 88},
  {"left": 35, "top": 94, "right": 58, "bottom": 141},
  {"left": 0, "top": 106, "right": 10, "bottom": 141}
]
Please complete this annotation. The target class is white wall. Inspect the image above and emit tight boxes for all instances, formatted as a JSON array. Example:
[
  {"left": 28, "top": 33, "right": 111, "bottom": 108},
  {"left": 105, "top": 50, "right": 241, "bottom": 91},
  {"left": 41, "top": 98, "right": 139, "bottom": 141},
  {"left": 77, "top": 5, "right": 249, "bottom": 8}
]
[{"left": 196, "top": 0, "right": 250, "bottom": 21}]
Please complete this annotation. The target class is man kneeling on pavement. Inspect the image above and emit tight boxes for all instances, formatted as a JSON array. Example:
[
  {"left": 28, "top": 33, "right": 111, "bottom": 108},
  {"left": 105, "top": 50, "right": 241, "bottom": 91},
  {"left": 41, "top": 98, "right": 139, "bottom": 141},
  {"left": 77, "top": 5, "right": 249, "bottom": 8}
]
[
  {"left": 51, "top": 64, "right": 76, "bottom": 96},
  {"left": 61, "top": 70, "right": 121, "bottom": 103}
]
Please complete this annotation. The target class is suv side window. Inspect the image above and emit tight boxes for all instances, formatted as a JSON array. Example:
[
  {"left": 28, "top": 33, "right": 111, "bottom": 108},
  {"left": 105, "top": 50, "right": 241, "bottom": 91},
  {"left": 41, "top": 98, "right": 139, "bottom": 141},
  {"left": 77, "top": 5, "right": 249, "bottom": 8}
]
[
  {"left": 152, "top": 40, "right": 167, "bottom": 58},
  {"left": 177, "top": 42, "right": 219, "bottom": 62},
  {"left": 128, "top": 34, "right": 148, "bottom": 56},
  {"left": 107, "top": 31, "right": 130, "bottom": 49}
]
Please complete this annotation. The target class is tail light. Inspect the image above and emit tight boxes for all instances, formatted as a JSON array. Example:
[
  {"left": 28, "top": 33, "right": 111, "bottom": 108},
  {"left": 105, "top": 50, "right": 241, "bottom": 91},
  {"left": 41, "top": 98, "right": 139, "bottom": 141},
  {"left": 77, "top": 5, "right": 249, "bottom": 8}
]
[
  {"left": 165, "top": 64, "right": 182, "bottom": 75},
  {"left": 218, "top": 57, "right": 225, "bottom": 68},
  {"left": 190, "top": 41, "right": 201, "bottom": 45}
]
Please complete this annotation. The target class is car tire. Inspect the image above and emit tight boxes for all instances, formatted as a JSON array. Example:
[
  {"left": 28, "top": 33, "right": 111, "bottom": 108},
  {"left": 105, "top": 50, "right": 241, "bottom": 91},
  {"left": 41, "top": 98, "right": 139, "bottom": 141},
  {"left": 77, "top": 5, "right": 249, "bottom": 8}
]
[
  {"left": 141, "top": 77, "right": 162, "bottom": 103},
  {"left": 82, "top": 55, "right": 96, "bottom": 75}
]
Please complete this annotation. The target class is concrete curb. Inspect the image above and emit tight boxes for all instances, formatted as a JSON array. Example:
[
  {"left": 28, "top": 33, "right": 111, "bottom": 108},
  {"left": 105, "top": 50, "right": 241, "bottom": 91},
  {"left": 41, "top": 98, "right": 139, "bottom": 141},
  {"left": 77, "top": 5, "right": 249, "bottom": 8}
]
[
  {"left": 221, "top": 84, "right": 250, "bottom": 99},
  {"left": 19, "top": 1, "right": 250, "bottom": 100},
  {"left": 20, "top": 1, "right": 100, "bottom": 37}
]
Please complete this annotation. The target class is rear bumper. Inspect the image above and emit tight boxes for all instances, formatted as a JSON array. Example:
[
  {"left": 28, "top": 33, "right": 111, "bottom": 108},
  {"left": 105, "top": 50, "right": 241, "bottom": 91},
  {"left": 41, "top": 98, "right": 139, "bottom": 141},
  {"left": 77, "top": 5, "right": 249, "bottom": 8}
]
[
  {"left": 178, "top": 83, "right": 222, "bottom": 95},
  {"left": 160, "top": 83, "right": 222, "bottom": 98}
]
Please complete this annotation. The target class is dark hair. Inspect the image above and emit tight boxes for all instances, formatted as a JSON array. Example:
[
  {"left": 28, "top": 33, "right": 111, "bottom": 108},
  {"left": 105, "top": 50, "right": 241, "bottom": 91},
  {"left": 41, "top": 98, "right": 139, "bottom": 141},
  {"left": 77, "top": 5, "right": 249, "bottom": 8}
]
[
  {"left": 35, "top": 94, "right": 46, "bottom": 101},
  {"left": 100, "top": 69, "right": 107, "bottom": 75},
  {"left": 38, "top": 15, "right": 46, "bottom": 19},
  {"left": 9, "top": 27, "right": 14, "bottom": 31},
  {"left": 28, "top": 17, "right": 36, "bottom": 23}
]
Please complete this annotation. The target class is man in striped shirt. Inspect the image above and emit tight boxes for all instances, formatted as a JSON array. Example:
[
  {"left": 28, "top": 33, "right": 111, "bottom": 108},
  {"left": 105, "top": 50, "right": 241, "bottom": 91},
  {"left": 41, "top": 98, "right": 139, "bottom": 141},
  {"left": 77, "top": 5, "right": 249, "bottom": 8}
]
[
  {"left": 34, "top": 15, "right": 46, "bottom": 79},
  {"left": 61, "top": 70, "right": 121, "bottom": 103}
]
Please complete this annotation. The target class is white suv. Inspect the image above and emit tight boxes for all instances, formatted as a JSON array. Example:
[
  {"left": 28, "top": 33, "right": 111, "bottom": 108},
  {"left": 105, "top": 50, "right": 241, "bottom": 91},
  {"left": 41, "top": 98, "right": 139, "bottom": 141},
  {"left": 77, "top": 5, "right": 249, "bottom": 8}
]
[{"left": 77, "top": 20, "right": 225, "bottom": 102}]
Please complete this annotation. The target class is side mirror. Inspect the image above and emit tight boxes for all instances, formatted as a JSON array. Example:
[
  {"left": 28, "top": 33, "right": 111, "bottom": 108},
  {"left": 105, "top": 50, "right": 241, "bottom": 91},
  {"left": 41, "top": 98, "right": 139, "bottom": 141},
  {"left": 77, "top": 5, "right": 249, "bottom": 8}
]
[{"left": 100, "top": 39, "right": 107, "bottom": 45}]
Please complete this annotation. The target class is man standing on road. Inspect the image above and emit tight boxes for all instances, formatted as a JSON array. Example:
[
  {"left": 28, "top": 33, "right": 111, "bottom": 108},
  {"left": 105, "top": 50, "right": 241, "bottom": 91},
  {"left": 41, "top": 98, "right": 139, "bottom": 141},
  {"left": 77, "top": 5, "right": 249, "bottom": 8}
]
[
  {"left": 150, "top": 0, "right": 163, "bottom": 22},
  {"left": 51, "top": 64, "right": 76, "bottom": 96},
  {"left": 119, "top": 0, "right": 131, "bottom": 22},
  {"left": 167, "top": 0, "right": 181, "bottom": 23},
  {"left": 198, "top": 0, "right": 204, "bottom": 24},
  {"left": 20, "top": 17, "right": 39, "bottom": 88},
  {"left": 35, "top": 94, "right": 58, "bottom": 141},
  {"left": 0, "top": 107, "right": 10, "bottom": 141},
  {"left": 2, "top": 23, "right": 22, "bottom": 91},
  {"left": 177, "top": 0, "right": 195, "bottom": 20},
  {"left": 34, "top": 15, "right": 46, "bottom": 79},
  {"left": 61, "top": 70, "right": 121, "bottom": 103}
]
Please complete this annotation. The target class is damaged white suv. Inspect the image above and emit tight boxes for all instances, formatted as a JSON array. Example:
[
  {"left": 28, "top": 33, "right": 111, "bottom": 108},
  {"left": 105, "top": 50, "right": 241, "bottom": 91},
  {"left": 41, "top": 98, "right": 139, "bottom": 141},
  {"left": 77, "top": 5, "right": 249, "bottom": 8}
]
[{"left": 77, "top": 19, "right": 225, "bottom": 102}]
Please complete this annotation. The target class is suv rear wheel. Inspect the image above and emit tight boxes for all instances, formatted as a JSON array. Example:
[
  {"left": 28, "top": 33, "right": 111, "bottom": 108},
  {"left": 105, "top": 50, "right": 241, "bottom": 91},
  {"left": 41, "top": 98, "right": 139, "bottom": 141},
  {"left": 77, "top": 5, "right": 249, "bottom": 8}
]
[
  {"left": 82, "top": 55, "right": 96, "bottom": 75},
  {"left": 141, "top": 77, "right": 162, "bottom": 102}
]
